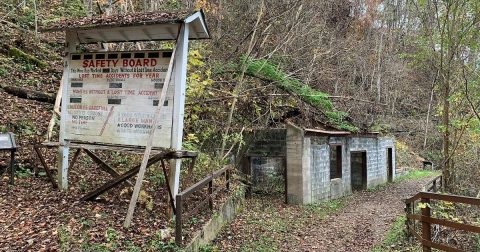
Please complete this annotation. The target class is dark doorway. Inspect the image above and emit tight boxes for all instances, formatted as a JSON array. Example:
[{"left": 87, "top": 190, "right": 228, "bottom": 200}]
[
  {"left": 387, "top": 148, "right": 393, "bottom": 182},
  {"left": 351, "top": 152, "right": 367, "bottom": 191},
  {"left": 330, "top": 145, "right": 342, "bottom": 179}
]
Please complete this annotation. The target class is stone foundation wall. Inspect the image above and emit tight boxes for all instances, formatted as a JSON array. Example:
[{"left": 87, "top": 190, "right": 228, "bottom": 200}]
[{"left": 251, "top": 156, "right": 285, "bottom": 192}]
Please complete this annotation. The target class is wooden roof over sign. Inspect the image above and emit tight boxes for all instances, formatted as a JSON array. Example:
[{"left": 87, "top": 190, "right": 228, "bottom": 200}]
[{"left": 41, "top": 9, "right": 210, "bottom": 43}]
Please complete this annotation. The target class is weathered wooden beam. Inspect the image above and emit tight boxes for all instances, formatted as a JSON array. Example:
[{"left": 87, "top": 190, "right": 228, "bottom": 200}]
[
  {"left": 33, "top": 146, "right": 57, "bottom": 189},
  {"left": 83, "top": 149, "right": 133, "bottom": 187},
  {"left": 160, "top": 159, "right": 175, "bottom": 212},
  {"left": 83, "top": 149, "right": 118, "bottom": 177},
  {"left": 124, "top": 42, "right": 177, "bottom": 228},
  {"left": 80, "top": 153, "right": 164, "bottom": 201}
]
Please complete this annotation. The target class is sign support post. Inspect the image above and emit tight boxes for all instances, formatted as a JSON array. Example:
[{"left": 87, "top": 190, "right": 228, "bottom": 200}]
[
  {"left": 58, "top": 31, "right": 77, "bottom": 190},
  {"left": 170, "top": 23, "right": 190, "bottom": 203}
]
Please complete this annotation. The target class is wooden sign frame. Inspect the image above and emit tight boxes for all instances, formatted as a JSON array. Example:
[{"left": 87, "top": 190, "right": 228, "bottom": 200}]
[{"left": 47, "top": 11, "right": 209, "bottom": 209}]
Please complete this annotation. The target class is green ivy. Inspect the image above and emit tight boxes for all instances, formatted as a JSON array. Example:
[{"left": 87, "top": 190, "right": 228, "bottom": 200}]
[{"left": 243, "top": 57, "right": 358, "bottom": 132}]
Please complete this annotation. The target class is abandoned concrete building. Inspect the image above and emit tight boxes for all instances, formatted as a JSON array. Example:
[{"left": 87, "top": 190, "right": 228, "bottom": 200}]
[{"left": 242, "top": 122, "right": 396, "bottom": 205}]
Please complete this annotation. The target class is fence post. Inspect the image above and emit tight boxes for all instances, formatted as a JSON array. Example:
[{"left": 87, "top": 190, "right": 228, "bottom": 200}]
[
  {"left": 405, "top": 202, "right": 412, "bottom": 241},
  {"left": 175, "top": 194, "right": 183, "bottom": 246},
  {"left": 421, "top": 197, "right": 432, "bottom": 252},
  {"left": 208, "top": 180, "right": 213, "bottom": 210}
]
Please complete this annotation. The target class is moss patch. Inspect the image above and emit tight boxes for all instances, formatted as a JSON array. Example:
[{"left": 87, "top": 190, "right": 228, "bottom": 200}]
[
  {"left": 8, "top": 47, "right": 48, "bottom": 69},
  {"left": 243, "top": 57, "right": 358, "bottom": 132}
]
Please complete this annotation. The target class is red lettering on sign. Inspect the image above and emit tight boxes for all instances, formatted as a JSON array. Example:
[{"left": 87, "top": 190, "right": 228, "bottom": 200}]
[{"left": 81, "top": 59, "right": 119, "bottom": 68}]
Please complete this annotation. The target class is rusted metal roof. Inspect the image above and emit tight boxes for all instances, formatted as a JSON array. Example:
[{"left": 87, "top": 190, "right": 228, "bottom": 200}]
[
  {"left": 42, "top": 10, "right": 194, "bottom": 32},
  {"left": 40, "top": 10, "right": 210, "bottom": 43},
  {"left": 303, "top": 128, "right": 351, "bottom": 135},
  {"left": 286, "top": 121, "right": 379, "bottom": 136}
]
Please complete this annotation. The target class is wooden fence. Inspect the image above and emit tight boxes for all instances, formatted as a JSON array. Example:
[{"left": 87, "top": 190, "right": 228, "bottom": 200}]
[
  {"left": 405, "top": 191, "right": 480, "bottom": 251},
  {"left": 422, "top": 174, "right": 443, "bottom": 192},
  {"left": 175, "top": 165, "right": 232, "bottom": 246}
]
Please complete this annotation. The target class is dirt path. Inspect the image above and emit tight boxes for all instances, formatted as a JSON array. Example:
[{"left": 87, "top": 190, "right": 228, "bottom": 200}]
[{"left": 214, "top": 175, "right": 434, "bottom": 252}]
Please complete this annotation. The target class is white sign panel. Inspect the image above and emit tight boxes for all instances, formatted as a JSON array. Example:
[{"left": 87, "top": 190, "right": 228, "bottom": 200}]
[{"left": 64, "top": 51, "right": 174, "bottom": 147}]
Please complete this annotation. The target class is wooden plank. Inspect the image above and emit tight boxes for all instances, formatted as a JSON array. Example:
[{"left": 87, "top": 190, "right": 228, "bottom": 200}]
[
  {"left": 9, "top": 150, "right": 14, "bottom": 185},
  {"left": 123, "top": 44, "right": 177, "bottom": 228},
  {"left": 83, "top": 149, "right": 119, "bottom": 177},
  {"left": 184, "top": 195, "right": 209, "bottom": 219},
  {"left": 160, "top": 159, "right": 175, "bottom": 212},
  {"left": 406, "top": 191, "right": 480, "bottom": 205},
  {"left": 80, "top": 153, "right": 164, "bottom": 201},
  {"left": 407, "top": 214, "right": 480, "bottom": 233},
  {"left": 407, "top": 226, "right": 464, "bottom": 252},
  {"left": 33, "top": 146, "right": 57, "bottom": 189},
  {"left": 40, "top": 141, "right": 198, "bottom": 155},
  {"left": 83, "top": 149, "right": 133, "bottom": 187},
  {"left": 53, "top": 77, "right": 63, "bottom": 116},
  {"left": 420, "top": 192, "right": 480, "bottom": 205},
  {"left": 178, "top": 166, "right": 229, "bottom": 198},
  {"left": 69, "top": 148, "right": 82, "bottom": 170}
]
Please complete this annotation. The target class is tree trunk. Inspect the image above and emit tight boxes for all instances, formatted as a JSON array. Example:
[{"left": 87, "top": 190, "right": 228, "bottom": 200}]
[{"left": 0, "top": 85, "right": 55, "bottom": 104}]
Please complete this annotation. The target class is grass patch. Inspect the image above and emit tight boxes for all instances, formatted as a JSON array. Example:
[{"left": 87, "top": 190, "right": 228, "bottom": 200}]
[
  {"left": 395, "top": 170, "right": 440, "bottom": 183},
  {"left": 367, "top": 170, "right": 439, "bottom": 192},
  {"left": 306, "top": 198, "right": 347, "bottom": 219},
  {"left": 8, "top": 47, "right": 48, "bottom": 69},
  {"left": 371, "top": 216, "right": 422, "bottom": 252},
  {"left": 372, "top": 216, "right": 409, "bottom": 252}
]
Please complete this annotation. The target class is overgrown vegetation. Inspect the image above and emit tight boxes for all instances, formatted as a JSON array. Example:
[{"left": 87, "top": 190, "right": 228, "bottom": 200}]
[{"left": 244, "top": 57, "right": 358, "bottom": 132}]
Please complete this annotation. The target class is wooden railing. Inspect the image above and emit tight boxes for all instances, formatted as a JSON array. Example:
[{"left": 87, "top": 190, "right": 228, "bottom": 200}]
[
  {"left": 422, "top": 174, "right": 443, "bottom": 192},
  {"left": 405, "top": 192, "right": 480, "bottom": 252},
  {"left": 175, "top": 166, "right": 232, "bottom": 246}
]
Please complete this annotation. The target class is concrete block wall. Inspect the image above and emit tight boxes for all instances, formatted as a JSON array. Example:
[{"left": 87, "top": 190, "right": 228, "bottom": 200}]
[
  {"left": 303, "top": 136, "right": 395, "bottom": 204},
  {"left": 251, "top": 156, "right": 285, "bottom": 190},
  {"left": 284, "top": 124, "right": 397, "bottom": 205},
  {"left": 348, "top": 137, "right": 386, "bottom": 188},
  {"left": 286, "top": 125, "right": 305, "bottom": 204},
  {"left": 310, "top": 140, "right": 329, "bottom": 202},
  {"left": 245, "top": 129, "right": 287, "bottom": 157},
  {"left": 329, "top": 137, "right": 351, "bottom": 196},
  {"left": 379, "top": 137, "right": 396, "bottom": 180},
  {"left": 244, "top": 129, "right": 287, "bottom": 190}
]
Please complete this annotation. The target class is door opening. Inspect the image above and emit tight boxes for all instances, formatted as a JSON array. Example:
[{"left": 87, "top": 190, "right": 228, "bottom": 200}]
[
  {"left": 387, "top": 148, "right": 393, "bottom": 182},
  {"left": 351, "top": 151, "right": 367, "bottom": 191}
]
